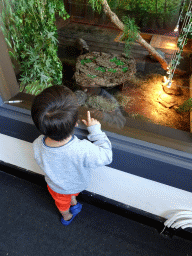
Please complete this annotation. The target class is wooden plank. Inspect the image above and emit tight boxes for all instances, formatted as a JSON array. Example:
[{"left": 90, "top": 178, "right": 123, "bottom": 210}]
[
  {"left": 58, "top": 25, "right": 192, "bottom": 63},
  {"left": 150, "top": 35, "right": 179, "bottom": 50},
  {"left": 115, "top": 31, "right": 153, "bottom": 44}
]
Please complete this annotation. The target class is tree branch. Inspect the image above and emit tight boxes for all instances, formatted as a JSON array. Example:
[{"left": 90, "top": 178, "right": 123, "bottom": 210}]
[{"left": 100, "top": 0, "right": 169, "bottom": 71}]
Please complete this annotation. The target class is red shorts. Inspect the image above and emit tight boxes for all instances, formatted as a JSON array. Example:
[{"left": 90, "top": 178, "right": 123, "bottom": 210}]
[{"left": 47, "top": 184, "right": 79, "bottom": 212}]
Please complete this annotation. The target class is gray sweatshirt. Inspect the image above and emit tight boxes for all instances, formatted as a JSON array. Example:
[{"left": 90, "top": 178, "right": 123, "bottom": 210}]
[{"left": 33, "top": 124, "right": 113, "bottom": 194}]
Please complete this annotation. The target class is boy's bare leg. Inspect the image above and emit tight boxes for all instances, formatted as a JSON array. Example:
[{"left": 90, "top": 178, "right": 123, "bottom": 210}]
[
  {"left": 71, "top": 196, "right": 77, "bottom": 206},
  {"left": 60, "top": 209, "right": 73, "bottom": 221},
  {"left": 60, "top": 196, "right": 77, "bottom": 220}
]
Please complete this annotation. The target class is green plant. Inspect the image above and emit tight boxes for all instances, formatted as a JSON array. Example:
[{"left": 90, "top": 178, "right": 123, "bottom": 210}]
[
  {"left": 87, "top": 74, "right": 97, "bottom": 78},
  {"left": 108, "top": 68, "right": 117, "bottom": 73},
  {"left": 95, "top": 67, "right": 106, "bottom": 72},
  {"left": 122, "top": 16, "right": 140, "bottom": 57},
  {"left": 122, "top": 67, "right": 128, "bottom": 72},
  {"left": 0, "top": 0, "right": 69, "bottom": 95},
  {"left": 176, "top": 98, "right": 192, "bottom": 112},
  {"left": 87, "top": 0, "right": 103, "bottom": 13},
  {"left": 110, "top": 57, "right": 125, "bottom": 65},
  {"left": 81, "top": 58, "right": 93, "bottom": 65}
]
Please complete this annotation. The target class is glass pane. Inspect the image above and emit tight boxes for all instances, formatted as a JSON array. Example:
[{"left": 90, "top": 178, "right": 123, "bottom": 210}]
[
  {"left": 3, "top": 0, "right": 192, "bottom": 152},
  {"left": 55, "top": 0, "right": 192, "bottom": 150}
]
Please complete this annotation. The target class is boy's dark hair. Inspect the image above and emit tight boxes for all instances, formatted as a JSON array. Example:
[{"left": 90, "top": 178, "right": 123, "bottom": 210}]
[{"left": 31, "top": 85, "right": 79, "bottom": 141}]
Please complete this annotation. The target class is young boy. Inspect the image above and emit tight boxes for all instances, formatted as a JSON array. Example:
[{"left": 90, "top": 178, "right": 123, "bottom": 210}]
[{"left": 31, "top": 85, "right": 113, "bottom": 226}]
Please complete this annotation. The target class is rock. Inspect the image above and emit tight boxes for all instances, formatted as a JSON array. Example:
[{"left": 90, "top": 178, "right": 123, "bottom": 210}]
[
  {"left": 84, "top": 62, "right": 97, "bottom": 68},
  {"left": 162, "top": 80, "right": 182, "bottom": 95},
  {"left": 74, "top": 90, "right": 87, "bottom": 106},
  {"left": 101, "top": 52, "right": 111, "bottom": 58},
  {"left": 74, "top": 38, "right": 89, "bottom": 55},
  {"left": 74, "top": 52, "right": 136, "bottom": 88},
  {"left": 157, "top": 93, "right": 178, "bottom": 108}
]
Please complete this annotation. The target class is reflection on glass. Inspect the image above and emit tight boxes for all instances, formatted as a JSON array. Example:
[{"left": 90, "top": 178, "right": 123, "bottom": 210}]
[{"left": 75, "top": 88, "right": 126, "bottom": 130}]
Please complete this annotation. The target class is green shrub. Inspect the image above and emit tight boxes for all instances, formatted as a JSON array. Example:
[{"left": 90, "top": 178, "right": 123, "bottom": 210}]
[{"left": 0, "top": 0, "right": 69, "bottom": 95}]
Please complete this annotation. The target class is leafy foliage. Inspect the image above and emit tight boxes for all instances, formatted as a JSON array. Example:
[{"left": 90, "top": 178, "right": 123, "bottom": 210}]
[
  {"left": 122, "top": 67, "right": 128, "bottom": 72},
  {"left": 177, "top": 97, "right": 192, "bottom": 112},
  {"left": 0, "top": 0, "right": 69, "bottom": 95},
  {"left": 81, "top": 58, "right": 93, "bottom": 65},
  {"left": 122, "top": 16, "right": 140, "bottom": 57},
  {"left": 95, "top": 67, "right": 106, "bottom": 72},
  {"left": 110, "top": 57, "right": 125, "bottom": 65},
  {"left": 87, "top": 0, "right": 104, "bottom": 14},
  {"left": 87, "top": 74, "right": 97, "bottom": 78},
  {"left": 108, "top": 68, "right": 117, "bottom": 73}
]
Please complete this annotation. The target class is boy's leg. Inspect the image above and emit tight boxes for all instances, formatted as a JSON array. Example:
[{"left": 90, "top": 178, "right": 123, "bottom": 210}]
[
  {"left": 71, "top": 195, "right": 77, "bottom": 206},
  {"left": 47, "top": 185, "right": 73, "bottom": 221},
  {"left": 70, "top": 193, "right": 79, "bottom": 206},
  {"left": 59, "top": 209, "right": 73, "bottom": 221}
]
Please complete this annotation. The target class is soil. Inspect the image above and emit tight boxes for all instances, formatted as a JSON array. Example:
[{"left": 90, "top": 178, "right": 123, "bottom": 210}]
[{"left": 117, "top": 73, "right": 190, "bottom": 132}]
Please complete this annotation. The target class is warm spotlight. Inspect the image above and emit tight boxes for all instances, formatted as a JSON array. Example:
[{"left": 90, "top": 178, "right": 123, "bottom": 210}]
[
  {"left": 167, "top": 81, "right": 172, "bottom": 88},
  {"left": 166, "top": 43, "right": 177, "bottom": 48},
  {"left": 163, "top": 76, "right": 172, "bottom": 88},
  {"left": 163, "top": 76, "right": 168, "bottom": 83},
  {"left": 174, "top": 24, "right": 179, "bottom": 32}
]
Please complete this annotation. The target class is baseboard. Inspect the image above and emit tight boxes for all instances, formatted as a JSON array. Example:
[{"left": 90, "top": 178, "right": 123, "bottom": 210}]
[{"left": 0, "top": 160, "right": 192, "bottom": 242}]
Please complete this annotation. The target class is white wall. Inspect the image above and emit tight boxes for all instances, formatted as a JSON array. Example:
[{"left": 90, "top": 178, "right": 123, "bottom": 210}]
[{"left": 0, "top": 133, "right": 192, "bottom": 220}]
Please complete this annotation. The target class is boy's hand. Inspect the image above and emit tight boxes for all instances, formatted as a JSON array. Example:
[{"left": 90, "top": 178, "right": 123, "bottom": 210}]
[{"left": 82, "top": 111, "right": 101, "bottom": 127}]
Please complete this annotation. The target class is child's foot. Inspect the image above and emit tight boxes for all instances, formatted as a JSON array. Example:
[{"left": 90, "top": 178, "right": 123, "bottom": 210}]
[
  {"left": 60, "top": 210, "right": 73, "bottom": 221},
  {"left": 60, "top": 204, "right": 82, "bottom": 226},
  {"left": 63, "top": 213, "right": 73, "bottom": 221}
]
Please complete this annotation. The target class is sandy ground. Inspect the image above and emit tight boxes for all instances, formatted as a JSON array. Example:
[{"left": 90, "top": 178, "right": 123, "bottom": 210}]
[{"left": 118, "top": 73, "right": 190, "bottom": 132}]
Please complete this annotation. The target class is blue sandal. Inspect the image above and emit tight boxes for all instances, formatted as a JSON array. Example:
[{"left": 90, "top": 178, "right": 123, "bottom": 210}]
[
  {"left": 70, "top": 202, "right": 82, "bottom": 215},
  {"left": 61, "top": 202, "right": 82, "bottom": 226}
]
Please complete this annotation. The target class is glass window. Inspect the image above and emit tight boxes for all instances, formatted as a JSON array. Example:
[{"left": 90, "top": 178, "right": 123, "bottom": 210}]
[{"left": 1, "top": 0, "right": 192, "bottom": 153}]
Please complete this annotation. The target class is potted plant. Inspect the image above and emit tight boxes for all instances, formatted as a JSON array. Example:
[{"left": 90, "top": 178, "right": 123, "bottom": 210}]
[{"left": 0, "top": 0, "right": 69, "bottom": 95}]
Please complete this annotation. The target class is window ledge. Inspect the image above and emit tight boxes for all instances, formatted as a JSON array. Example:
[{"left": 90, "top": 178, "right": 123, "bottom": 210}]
[{"left": 1, "top": 102, "right": 192, "bottom": 166}]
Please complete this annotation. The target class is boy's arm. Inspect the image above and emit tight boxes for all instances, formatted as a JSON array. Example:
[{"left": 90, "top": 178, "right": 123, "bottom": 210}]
[{"left": 84, "top": 124, "right": 113, "bottom": 168}]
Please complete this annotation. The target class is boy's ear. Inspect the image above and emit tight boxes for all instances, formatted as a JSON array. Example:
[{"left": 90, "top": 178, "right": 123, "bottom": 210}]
[{"left": 75, "top": 122, "right": 78, "bottom": 127}]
